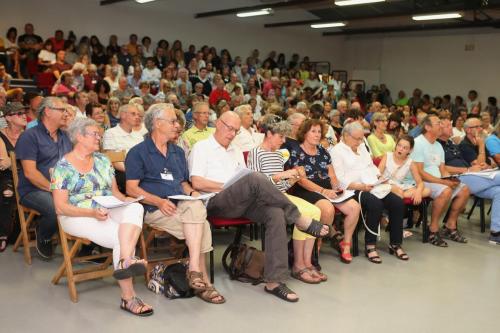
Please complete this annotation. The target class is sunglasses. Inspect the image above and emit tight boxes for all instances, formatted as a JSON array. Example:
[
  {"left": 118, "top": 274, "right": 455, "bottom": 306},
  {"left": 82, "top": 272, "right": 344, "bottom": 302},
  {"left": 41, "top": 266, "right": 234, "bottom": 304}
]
[{"left": 10, "top": 111, "right": 27, "bottom": 117}]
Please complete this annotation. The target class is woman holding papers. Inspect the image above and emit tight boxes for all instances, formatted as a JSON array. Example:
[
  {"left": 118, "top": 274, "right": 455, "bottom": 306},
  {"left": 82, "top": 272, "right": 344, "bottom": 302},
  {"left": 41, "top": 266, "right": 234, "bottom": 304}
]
[
  {"left": 288, "top": 119, "right": 361, "bottom": 264},
  {"left": 248, "top": 116, "right": 326, "bottom": 283},
  {"left": 51, "top": 118, "right": 153, "bottom": 317},
  {"left": 330, "top": 122, "right": 408, "bottom": 263}
]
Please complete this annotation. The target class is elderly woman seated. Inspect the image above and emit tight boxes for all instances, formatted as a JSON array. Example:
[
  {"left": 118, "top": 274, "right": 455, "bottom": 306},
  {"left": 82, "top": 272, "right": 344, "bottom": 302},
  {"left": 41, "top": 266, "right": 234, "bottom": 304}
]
[
  {"left": 51, "top": 118, "right": 153, "bottom": 317},
  {"left": 330, "top": 122, "right": 408, "bottom": 263},
  {"left": 367, "top": 112, "right": 396, "bottom": 159},
  {"left": 247, "top": 115, "right": 325, "bottom": 283},
  {"left": 288, "top": 119, "right": 361, "bottom": 264}
]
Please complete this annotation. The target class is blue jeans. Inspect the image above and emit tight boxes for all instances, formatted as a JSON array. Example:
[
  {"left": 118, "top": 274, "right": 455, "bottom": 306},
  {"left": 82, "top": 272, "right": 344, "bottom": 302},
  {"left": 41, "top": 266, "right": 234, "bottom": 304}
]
[
  {"left": 20, "top": 190, "right": 57, "bottom": 241},
  {"left": 460, "top": 173, "right": 500, "bottom": 232}
]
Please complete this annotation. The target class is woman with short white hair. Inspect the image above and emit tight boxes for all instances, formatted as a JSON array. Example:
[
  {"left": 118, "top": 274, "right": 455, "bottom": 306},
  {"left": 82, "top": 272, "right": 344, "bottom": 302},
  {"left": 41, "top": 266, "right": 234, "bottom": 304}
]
[{"left": 51, "top": 118, "right": 153, "bottom": 316}]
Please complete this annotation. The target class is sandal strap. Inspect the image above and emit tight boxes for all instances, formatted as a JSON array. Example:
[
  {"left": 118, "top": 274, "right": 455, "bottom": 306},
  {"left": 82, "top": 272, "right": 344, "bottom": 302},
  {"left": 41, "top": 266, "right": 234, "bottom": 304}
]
[
  {"left": 365, "top": 246, "right": 378, "bottom": 254},
  {"left": 275, "top": 283, "right": 294, "bottom": 298},
  {"left": 122, "top": 296, "right": 147, "bottom": 314},
  {"left": 429, "top": 232, "right": 448, "bottom": 247}
]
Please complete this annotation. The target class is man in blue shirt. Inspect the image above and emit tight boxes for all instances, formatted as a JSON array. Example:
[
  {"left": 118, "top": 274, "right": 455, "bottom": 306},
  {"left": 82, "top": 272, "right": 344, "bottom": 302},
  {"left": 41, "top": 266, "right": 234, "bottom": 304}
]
[
  {"left": 485, "top": 126, "right": 500, "bottom": 165},
  {"left": 438, "top": 118, "right": 500, "bottom": 245},
  {"left": 125, "top": 103, "right": 225, "bottom": 304},
  {"left": 15, "top": 96, "right": 72, "bottom": 259}
]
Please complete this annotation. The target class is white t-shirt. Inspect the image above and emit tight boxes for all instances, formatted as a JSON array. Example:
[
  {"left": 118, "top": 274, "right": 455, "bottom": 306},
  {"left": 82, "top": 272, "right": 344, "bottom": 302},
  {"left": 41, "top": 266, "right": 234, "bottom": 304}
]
[
  {"left": 103, "top": 124, "right": 144, "bottom": 153},
  {"left": 38, "top": 50, "right": 56, "bottom": 64},
  {"left": 188, "top": 135, "right": 246, "bottom": 184}
]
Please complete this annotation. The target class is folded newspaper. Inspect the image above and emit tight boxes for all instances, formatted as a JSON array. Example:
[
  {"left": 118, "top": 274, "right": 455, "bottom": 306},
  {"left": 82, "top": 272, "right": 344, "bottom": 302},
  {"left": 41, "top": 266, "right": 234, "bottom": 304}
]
[
  {"left": 460, "top": 168, "right": 499, "bottom": 180},
  {"left": 92, "top": 195, "right": 144, "bottom": 209},
  {"left": 316, "top": 189, "right": 355, "bottom": 203}
]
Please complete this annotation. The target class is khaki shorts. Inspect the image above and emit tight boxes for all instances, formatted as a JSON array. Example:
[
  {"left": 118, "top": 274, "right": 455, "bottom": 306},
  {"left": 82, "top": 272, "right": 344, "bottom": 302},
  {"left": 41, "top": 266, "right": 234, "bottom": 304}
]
[{"left": 144, "top": 200, "right": 212, "bottom": 253}]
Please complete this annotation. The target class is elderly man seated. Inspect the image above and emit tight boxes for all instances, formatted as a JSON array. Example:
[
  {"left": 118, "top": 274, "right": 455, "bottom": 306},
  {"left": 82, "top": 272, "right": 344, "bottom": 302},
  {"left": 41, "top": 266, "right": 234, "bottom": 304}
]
[
  {"left": 411, "top": 114, "right": 470, "bottom": 247},
  {"left": 125, "top": 103, "right": 225, "bottom": 304},
  {"left": 103, "top": 104, "right": 144, "bottom": 191},
  {"left": 15, "top": 97, "right": 72, "bottom": 259},
  {"left": 231, "top": 104, "right": 264, "bottom": 152},
  {"left": 437, "top": 117, "right": 500, "bottom": 245},
  {"left": 181, "top": 102, "right": 214, "bottom": 149},
  {"left": 189, "top": 111, "right": 333, "bottom": 303}
]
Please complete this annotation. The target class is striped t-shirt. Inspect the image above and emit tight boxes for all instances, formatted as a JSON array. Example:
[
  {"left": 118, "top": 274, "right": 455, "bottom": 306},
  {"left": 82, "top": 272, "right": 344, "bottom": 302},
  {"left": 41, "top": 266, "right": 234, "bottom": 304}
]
[{"left": 247, "top": 146, "right": 291, "bottom": 192}]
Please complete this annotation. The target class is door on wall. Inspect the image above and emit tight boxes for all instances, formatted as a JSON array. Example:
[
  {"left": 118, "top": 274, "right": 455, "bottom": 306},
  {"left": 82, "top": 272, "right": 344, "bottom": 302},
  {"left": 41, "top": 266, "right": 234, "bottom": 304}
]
[{"left": 351, "top": 69, "right": 380, "bottom": 89}]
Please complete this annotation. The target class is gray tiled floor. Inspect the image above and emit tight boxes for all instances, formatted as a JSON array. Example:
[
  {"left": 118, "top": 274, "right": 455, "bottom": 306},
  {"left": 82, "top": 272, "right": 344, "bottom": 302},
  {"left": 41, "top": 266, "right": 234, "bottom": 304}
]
[{"left": 1, "top": 208, "right": 499, "bottom": 333}]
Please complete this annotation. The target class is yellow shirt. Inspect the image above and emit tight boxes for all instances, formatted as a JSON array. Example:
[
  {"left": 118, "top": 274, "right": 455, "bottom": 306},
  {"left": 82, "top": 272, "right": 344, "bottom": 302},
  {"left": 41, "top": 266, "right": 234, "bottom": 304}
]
[
  {"left": 367, "top": 133, "right": 396, "bottom": 158},
  {"left": 181, "top": 126, "right": 215, "bottom": 148}
]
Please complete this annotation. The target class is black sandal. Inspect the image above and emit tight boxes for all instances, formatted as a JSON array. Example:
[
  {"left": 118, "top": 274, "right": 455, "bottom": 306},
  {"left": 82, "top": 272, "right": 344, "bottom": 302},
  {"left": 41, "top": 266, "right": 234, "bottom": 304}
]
[
  {"left": 441, "top": 227, "right": 468, "bottom": 243},
  {"left": 264, "top": 283, "right": 299, "bottom": 303},
  {"left": 365, "top": 246, "right": 382, "bottom": 264},
  {"left": 120, "top": 296, "right": 154, "bottom": 317},
  {"left": 302, "top": 220, "right": 334, "bottom": 238},
  {"left": 388, "top": 244, "right": 409, "bottom": 261},
  {"left": 429, "top": 232, "right": 448, "bottom": 247},
  {"left": 113, "top": 257, "right": 147, "bottom": 280}
]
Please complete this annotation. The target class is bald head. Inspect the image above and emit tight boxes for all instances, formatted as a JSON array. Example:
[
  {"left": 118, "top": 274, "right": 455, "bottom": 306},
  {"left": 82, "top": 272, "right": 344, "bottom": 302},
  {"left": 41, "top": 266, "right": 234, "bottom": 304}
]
[{"left": 215, "top": 111, "right": 241, "bottom": 148}]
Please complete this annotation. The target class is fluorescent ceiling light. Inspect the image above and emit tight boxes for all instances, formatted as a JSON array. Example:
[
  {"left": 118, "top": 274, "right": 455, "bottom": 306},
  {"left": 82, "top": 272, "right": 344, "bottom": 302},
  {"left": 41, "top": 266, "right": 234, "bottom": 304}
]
[
  {"left": 311, "top": 22, "right": 346, "bottom": 28},
  {"left": 335, "top": 0, "right": 385, "bottom": 7},
  {"left": 236, "top": 8, "right": 273, "bottom": 17},
  {"left": 135, "top": 0, "right": 156, "bottom": 3},
  {"left": 412, "top": 12, "right": 462, "bottom": 21}
]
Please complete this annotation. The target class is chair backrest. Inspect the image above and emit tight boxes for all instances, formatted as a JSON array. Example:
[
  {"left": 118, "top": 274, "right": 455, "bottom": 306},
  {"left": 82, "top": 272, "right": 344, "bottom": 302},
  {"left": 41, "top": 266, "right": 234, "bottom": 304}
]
[
  {"left": 9, "top": 151, "right": 22, "bottom": 208},
  {"left": 104, "top": 150, "right": 126, "bottom": 163}
]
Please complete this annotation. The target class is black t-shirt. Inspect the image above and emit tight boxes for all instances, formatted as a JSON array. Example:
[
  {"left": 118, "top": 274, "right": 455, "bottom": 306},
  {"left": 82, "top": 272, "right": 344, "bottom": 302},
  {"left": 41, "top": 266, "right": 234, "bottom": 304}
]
[
  {"left": 18, "top": 33, "right": 43, "bottom": 56},
  {"left": 438, "top": 139, "right": 469, "bottom": 168},
  {"left": 459, "top": 136, "right": 491, "bottom": 165}
]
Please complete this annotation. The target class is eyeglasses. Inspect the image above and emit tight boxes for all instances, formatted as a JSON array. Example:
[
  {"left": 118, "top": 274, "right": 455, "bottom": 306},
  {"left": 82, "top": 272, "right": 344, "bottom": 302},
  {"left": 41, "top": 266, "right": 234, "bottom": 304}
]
[
  {"left": 10, "top": 111, "right": 27, "bottom": 117},
  {"left": 84, "top": 131, "right": 101, "bottom": 139},
  {"left": 158, "top": 117, "right": 180, "bottom": 125},
  {"left": 349, "top": 134, "right": 364, "bottom": 142},
  {"left": 467, "top": 125, "right": 482, "bottom": 129},
  {"left": 220, "top": 119, "right": 241, "bottom": 135},
  {"left": 50, "top": 107, "right": 68, "bottom": 113}
]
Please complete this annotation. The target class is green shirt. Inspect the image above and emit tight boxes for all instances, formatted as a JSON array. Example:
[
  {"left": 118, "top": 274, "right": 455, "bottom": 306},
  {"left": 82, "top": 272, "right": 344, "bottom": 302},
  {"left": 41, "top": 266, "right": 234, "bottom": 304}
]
[
  {"left": 181, "top": 126, "right": 215, "bottom": 148},
  {"left": 50, "top": 153, "right": 114, "bottom": 209}
]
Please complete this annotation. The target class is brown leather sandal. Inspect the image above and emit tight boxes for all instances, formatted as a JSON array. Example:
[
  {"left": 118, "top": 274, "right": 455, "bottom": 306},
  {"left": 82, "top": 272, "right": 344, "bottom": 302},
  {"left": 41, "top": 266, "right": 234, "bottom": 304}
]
[
  {"left": 120, "top": 296, "right": 154, "bottom": 317},
  {"left": 307, "top": 266, "right": 328, "bottom": 282},
  {"left": 196, "top": 287, "right": 226, "bottom": 304},
  {"left": 291, "top": 268, "right": 321, "bottom": 284},
  {"left": 186, "top": 270, "right": 207, "bottom": 291}
]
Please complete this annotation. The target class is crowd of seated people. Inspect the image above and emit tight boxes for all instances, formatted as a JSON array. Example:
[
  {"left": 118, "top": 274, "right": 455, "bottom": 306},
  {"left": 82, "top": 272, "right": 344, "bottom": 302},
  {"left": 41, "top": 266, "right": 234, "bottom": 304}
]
[{"left": 0, "top": 23, "right": 499, "bottom": 314}]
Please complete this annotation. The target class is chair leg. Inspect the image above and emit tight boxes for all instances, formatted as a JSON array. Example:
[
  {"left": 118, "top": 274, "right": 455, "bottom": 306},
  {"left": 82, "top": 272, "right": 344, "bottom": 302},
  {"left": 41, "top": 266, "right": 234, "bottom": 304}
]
[
  {"left": 480, "top": 198, "right": 486, "bottom": 233},
  {"left": 467, "top": 197, "right": 479, "bottom": 220},
  {"left": 21, "top": 213, "right": 35, "bottom": 265},
  {"left": 209, "top": 249, "right": 214, "bottom": 284},
  {"left": 61, "top": 237, "right": 80, "bottom": 303},
  {"left": 260, "top": 224, "right": 265, "bottom": 251},
  {"left": 138, "top": 231, "right": 149, "bottom": 282},
  {"left": 422, "top": 201, "right": 429, "bottom": 243},
  {"left": 487, "top": 204, "right": 492, "bottom": 216}
]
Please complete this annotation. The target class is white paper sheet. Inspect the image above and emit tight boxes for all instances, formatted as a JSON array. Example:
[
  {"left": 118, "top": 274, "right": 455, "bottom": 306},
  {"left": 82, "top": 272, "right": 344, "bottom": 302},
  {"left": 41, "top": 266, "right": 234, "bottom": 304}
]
[
  {"left": 92, "top": 195, "right": 144, "bottom": 209},
  {"left": 223, "top": 167, "right": 253, "bottom": 189},
  {"left": 168, "top": 193, "right": 216, "bottom": 201}
]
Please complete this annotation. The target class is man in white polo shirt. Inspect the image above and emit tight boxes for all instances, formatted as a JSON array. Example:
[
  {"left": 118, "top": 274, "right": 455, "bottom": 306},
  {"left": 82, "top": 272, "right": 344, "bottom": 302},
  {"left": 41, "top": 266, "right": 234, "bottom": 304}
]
[
  {"left": 103, "top": 103, "right": 144, "bottom": 190},
  {"left": 189, "top": 111, "right": 332, "bottom": 303}
]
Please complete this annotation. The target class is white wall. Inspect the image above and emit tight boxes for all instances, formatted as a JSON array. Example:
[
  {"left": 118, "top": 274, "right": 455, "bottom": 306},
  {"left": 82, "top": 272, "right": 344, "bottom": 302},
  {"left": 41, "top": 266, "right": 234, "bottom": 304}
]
[
  {"left": 337, "top": 30, "right": 500, "bottom": 104},
  {"left": 0, "top": 0, "right": 342, "bottom": 65}
]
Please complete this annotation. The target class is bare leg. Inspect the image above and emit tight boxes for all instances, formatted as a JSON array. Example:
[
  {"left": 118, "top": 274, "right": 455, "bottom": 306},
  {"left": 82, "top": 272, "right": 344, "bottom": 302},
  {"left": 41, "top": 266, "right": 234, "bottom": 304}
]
[
  {"left": 334, "top": 200, "right": 360, "bottom": 250},
  {"left": 445, "top": 187, "right": 470, "bottom": 230},
  {"left": 315, "top": 199, "right": 335, "bottom": 225},
  {"left": 392, "top": 186, "right": 404, "bottom": 198},
  {"left": 182, "top": 223, "right": 203, "bottom": 272},
  {"left": 430, "top": 188, "right": 452, "bottom": 232}
]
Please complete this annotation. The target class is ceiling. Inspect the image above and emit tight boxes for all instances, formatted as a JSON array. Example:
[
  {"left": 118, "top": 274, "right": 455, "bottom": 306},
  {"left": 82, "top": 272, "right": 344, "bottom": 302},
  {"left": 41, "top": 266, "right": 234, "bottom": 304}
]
[{"left": 100, "top": 0, "right": 500, "bottom": 36}]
